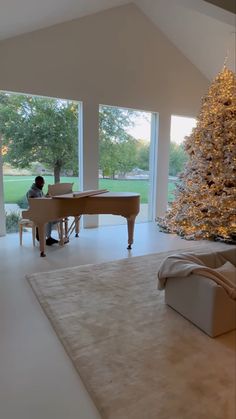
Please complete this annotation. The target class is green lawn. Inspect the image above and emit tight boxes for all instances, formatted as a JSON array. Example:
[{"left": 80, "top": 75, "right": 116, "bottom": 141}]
[{"left": 3, "top": 175, "right": 176, "bottom": 204}]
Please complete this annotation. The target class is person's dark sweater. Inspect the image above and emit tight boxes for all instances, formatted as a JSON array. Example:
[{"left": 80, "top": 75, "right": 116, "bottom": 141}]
[{"left": 26, "top": 183, "right": 44, "bottom": 200}]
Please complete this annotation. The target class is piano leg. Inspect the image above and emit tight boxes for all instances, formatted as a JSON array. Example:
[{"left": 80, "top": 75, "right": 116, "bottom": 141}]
[
  {"left": 38, "top": 224, "right": 46, "bottom": 257},
  {"left": 64, "top": 218, "right": 69, "bottom": 242},
  {"left": 59, "top": 220, "right": 64, "bottom": 246},
  {"left": 126, "top": 215, "right": 136, "bottom": 250},
  {"left": 75, "top": 216, "right": 81, "bottom": 237}
]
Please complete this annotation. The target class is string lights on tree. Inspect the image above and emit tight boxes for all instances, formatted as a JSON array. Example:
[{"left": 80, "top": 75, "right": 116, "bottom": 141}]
[{"left": 158, "top": 66, "right": 236, "bottom": 243}]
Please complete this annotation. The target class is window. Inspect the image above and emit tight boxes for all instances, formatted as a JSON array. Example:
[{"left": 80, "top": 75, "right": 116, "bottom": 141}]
[
  {"left": 168, "top": 115, "right": 196, "bottom": 204},
  {"left": 1, "top": 91, "right": 80, "bottom": 235},
  {"left": 98, "top": 105, "right": 156, "bottom": 225}
]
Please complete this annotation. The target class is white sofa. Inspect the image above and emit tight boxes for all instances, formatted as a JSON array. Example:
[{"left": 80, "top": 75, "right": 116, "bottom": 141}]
[{"left": 164, "top": 248, "right": 236, "bottom": 337}]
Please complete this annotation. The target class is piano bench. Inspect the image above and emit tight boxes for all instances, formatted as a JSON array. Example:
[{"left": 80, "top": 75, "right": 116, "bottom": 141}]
[{"left": 19, "top": 219, "right": 36, "bottom": 246}]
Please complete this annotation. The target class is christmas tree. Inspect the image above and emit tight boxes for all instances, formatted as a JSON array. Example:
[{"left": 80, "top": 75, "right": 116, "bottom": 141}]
[{"left": 158, "top": 66, "right": 236, "bottom": 243}]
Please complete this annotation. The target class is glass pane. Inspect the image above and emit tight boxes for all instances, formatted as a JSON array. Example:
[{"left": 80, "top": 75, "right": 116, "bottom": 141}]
[
  {"left": 98, "top": 105, "right": 152, "bottom": 225},
  {"left": 1, "top": 91, "right": 79, "bottom": 235},
  {"left": 168, "top": 115, "right": 196, "bottom": 205}
]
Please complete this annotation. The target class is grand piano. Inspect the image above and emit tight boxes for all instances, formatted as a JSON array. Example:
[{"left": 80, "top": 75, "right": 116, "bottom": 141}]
[{"left": 22, "top": 190, "right": 140, "bottom": 257}]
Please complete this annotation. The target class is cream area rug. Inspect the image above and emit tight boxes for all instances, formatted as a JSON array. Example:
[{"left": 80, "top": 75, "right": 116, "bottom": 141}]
[{"left": 26, "top": 248, "right": 236, "bottom": 419}]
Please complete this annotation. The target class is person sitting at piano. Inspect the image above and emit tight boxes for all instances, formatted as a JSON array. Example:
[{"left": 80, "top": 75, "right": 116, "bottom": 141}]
[{"left": 26, "top": 176, "right": 59, "bottom": 246}]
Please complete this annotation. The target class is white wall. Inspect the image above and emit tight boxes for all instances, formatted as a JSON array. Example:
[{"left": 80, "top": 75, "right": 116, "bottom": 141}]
[{"left": 0, "top": 3, "right": 209, "bottom": 227}]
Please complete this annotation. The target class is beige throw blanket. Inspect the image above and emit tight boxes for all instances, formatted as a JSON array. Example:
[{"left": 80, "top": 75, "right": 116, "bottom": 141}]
[{"left": 158, "top": 253, "right": 236, "bottom": 300}]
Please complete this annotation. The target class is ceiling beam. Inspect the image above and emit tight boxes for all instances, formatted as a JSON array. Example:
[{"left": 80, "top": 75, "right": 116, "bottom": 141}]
[{"left": 203, "top": 0, "right": 236, "bottom": 14}]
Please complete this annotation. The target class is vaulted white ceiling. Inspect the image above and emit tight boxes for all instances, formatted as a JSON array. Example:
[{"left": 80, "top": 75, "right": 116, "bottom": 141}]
[
  {"left": 0, "top": 0, "right": 235, "bottom": 80},
  {"left": 135, "top": 0, "right": 235, "bottom": 80}
]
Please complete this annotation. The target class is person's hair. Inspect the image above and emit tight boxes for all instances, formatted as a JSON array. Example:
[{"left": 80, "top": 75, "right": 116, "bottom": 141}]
[{"left": 35, "top": 176, "right": 44, "bottom": 183}]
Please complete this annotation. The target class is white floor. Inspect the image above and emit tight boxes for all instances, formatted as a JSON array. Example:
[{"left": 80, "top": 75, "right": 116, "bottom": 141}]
[{"left": 0, "top": 222, "right": 231, "bottom": 419}]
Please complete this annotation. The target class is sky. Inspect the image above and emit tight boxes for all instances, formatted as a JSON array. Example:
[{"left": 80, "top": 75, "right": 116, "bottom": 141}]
[
  {"left": 127, "top": 114, "right": 196, "bottom": 144},
  {"left": 127, "top": 113, "right": 151, "bottom": 141},
  {"left": 170, "top": 115, "right": 196, "bottom": 144}
]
